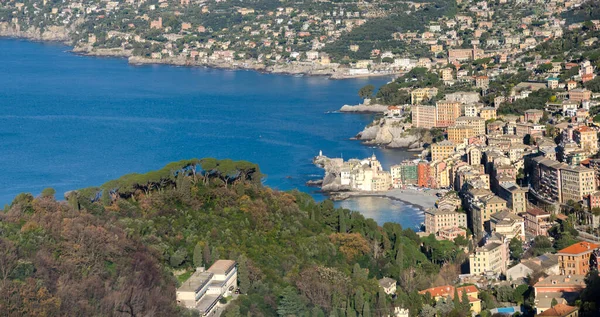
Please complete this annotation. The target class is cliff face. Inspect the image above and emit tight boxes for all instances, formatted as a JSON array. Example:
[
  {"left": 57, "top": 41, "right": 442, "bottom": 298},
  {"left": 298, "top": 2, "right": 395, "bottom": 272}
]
[
  {"left": 356, "top": 118, "right": 424, "bottom": 149},
  {"left": 0, "top": 22, "right": 78, "bottom": 43}
]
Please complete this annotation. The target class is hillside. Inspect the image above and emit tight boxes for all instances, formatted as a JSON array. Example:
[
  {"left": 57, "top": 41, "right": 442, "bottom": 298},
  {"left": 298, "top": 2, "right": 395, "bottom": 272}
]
[{"left": 0, "top": 158, "right": 468, "bottom": 317}]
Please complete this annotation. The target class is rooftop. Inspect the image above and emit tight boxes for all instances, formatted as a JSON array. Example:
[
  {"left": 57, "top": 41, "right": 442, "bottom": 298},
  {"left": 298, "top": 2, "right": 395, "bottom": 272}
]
[
  {"left": 536, "top": 303, "right": 578, "bottom": 316},
  {"left": 177, "top": 271, "right": 214, "bottom": 293},
  {"left": 535, "top": 274, "right": 586, "bottom": 288},
  {"left": 207, "top": 260, "right": 236, "bottom": 275},
  {"left": 556, "top": 241, "right": 599, "bottom": 255}
]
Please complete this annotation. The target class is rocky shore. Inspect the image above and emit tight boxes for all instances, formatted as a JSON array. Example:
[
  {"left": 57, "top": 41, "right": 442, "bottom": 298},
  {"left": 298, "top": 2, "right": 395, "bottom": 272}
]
[
  {"left": 339, "top": 103, "right": 390, "bottom": 113},
  {"left": 0, "top": 24, "right": 394, "bottom": 79},
  {"left": 356, "top": 118, "right": 428, "bottom": 150}
]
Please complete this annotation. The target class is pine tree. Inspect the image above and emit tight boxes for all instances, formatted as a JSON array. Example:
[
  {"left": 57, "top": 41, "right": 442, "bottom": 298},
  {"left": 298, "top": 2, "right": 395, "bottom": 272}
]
[
  {"left": 376, "top": 288, "right": 389, "bottom": 316},
  {"left": 362, "top": 300, "right": 371, "bottom": 317},
  {"left": 237, "top": 254, "right": 250, "bottom": 294},
  {"left": 346, "top": 302, "right": 357, "bottom": 317},
  {"left": 193, "top": 242, "right": 203, "bottom": 268},
  {"left": 460, "top": 289, "right": 471, "bottom": 312},
  {"left": 203, "top": 242, "right": 211, "bottom": 265},
  {"left": 339, "top": 210, "right": 347, "bottom": 233},
  {"left": 453, "top": 288, "right": 461, "bottom": 309}
]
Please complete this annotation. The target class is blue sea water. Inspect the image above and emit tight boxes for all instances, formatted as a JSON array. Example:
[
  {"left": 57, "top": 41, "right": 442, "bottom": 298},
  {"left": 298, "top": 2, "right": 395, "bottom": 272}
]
[{"left": 0, "top": 39, "right": 423, "bottom": 229}]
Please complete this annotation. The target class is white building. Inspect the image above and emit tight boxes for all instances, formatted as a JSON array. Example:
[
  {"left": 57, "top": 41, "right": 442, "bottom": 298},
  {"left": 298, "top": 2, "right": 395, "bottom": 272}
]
[{"left": 176, "top": 260, "right": 238, "bottom": 315}]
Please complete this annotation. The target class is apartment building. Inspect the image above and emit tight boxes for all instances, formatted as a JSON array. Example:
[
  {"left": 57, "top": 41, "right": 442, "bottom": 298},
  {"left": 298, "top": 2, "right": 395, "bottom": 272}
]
[
  {"left": 530, "top": 156, "right": 565, "bottom": 203},
  {"left": 448, "top": 125, "right": 476, "bottom": 144},
  {"left": 479, "top": 107, "right": 496, "bottom": 121},
  {"left": 524, "top": 109, "right": 544, "bottom": 123},
  {"left": 497, "top": 182, "right": 528, "bottom": 214},
  {"left": 489, "top": 210, "right": 525, "bottom": 241},
  {"left": 557, "top": 241, "right": 599, "bottom": 275},
  {"left": 469, "top": 242, "right": 506, "bottom": 276},
  {"left": 560, "top": 165, "right": 595, "bottom": 203},
  {"left": 456, "top": 116, "right": 486, "bottom": 135},
  {"left": 573, "top": 126, "right": 598, "bottom": 155},
  {"left": 411, "top": 87, "right": 439, "bottom": 104},
  {"left": 390, "top": 162, "right": 418, "bottom": 187},
  {"left": 431, "top": 140, "right": 456, "bottom": 161},
  {"left": 523, "top": 208, "right": 552, "bottom": 236},
  {"left": 436, "top": 100, "right": 462, "bottom": 127},
  {"left": 569, "top": 88, "right": 591, "bottom": 102},
  {"left": 424, "top": 207, "right": 467, "bottom": 234},
  {"left": 412, "top": 104, "right": 437, "bottom": 129}
]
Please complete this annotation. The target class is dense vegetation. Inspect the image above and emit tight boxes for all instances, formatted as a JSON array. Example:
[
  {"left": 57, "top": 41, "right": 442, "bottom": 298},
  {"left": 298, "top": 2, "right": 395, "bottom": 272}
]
[
  {"left": 0, "top": 159, "right": 470, "bottom": 317},
  {"left": 323, "top": 0, "right": 457, "bottom": 61}
]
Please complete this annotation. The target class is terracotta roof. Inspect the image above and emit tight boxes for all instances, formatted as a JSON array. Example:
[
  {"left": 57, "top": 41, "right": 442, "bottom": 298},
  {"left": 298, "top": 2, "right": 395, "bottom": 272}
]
[
  {"left": 557, "top": 241, "right": 599, "bottom": 255},
  {"left": 526, "top": 207, "right": 550, "bottom": 216},
  {"left": 419, "top": 285, "right": 478, "bottom": 298},
  {"left": 536, "top": 303, "right": 578, "bottom": 316}
]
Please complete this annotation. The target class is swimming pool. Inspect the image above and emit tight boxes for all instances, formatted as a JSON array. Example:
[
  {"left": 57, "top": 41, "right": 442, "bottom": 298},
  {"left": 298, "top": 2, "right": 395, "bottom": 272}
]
[{"left": 496, "top": 307, "right": 516, "bottom": 313}]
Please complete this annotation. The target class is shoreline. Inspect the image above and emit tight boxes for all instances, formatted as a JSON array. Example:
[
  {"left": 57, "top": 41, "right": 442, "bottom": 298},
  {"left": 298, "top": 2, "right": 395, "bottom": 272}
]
[
  {"left": 331, "top": 188, "right": 444, "bottom": 211},
  {"left": 0, "top": 35, "right": 399, "bottom": 80}
]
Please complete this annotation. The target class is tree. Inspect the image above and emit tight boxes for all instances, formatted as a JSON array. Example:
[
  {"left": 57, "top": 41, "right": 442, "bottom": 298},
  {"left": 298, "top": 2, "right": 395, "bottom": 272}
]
[
  {"left": 41, "top": 188, "right": 56, "bottom": 199},
  {"left": 277, "top": 287, "right": 306, "bottom": 316},
  {"left": 358, "top": 84, "right": 375, "bottom": 100},
  {"left": 237, "top": 254, "right": 250, "bottom": 294},
  {"left": 419, "top": 304, "right": 436, "bottom": 317},
  {"left": 495, "top": 285, "right": 514, "bottom": 303},
  {"left": 551, "top": 298, "right": 558, "bottom": 307},
  {"left": 509, "top": 237, "right": 523, "bottom": 261},
  {"left": 193, "top": 242, "right": 203, "bottom": 268}
]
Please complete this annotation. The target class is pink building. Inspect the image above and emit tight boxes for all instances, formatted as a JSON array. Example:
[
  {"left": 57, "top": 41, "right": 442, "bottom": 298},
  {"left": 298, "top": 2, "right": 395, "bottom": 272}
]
[{"left": 523, "top": 208, "right": 552, "bottom": 236}]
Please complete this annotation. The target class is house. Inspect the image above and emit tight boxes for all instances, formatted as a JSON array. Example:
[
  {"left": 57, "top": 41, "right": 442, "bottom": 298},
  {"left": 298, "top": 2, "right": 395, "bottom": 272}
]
[
  {"left": 523, "top": 208, "right": 552, "bottom": 236},
  {"left": 557, "top": 241, "right": 599, "bottom": 275},
  {"left": 419, "top": 285, "right": 482, "bottom": 314},
  {"left": 534, "top": 274, "right": 586, "bottom": 306},
  {"left": 535, "top": 304, "right": 579, "bottom": 317},
  {"left": 506, "top": 254, "right": 559, "bottom": 282},
  {"left": 176, "top": 260, "right": 238, "bottom": 314},
  {"left": 378, "top": 277, "right": 397, "bottom": 295}
]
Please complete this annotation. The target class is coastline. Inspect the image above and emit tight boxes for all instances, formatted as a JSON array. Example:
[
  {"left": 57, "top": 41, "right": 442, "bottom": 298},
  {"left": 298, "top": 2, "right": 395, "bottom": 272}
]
[
  {"left": 0, "top": 31, "right": 399, "bottom": 80},
  {"left": 331, "top": 188, "right": 443, "bottom": 211}
]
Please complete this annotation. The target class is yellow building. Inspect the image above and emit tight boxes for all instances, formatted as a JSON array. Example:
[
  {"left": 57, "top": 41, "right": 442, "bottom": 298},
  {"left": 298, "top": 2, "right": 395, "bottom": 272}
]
[
  {"left": 411, "top": 87, "right": 439, "bottom": 104},
  {"left": 448, "top": 125, "right": 476, "bottom": 144},
  {"left": 455, "top": 116, "right": 486, "bottom": 135},
  {"left": 467, "top": 146, "right": 482, "bottom": 166},
  {"left": 419, "top": 285, "right": 482, "bottom": 314},
  {"left": 435, "top": 100, "right": 462, "bottom": 128},
  {"left": 440, "top": 68, "right": 453, "bottom": 81},
  {"left": 573, "top": 126, "right": 598, "bottom": 155},
  {"left": 479, "top": 107, "right": 497, "bottom": 121},
  {"left": 560, "top": 165, "right": 595, "bottom": 203},
  {"left": 469, "top": 242, "right": 506, "bottom": 275},
  {"left": 431, "top": 140, "right": 455, "bottom": 162}
]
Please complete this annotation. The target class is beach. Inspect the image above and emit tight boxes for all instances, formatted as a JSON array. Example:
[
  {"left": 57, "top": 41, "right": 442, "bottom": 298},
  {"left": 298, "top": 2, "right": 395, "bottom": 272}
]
[{"left": 335, "top": 188, "right": 445, "bottom": 210}]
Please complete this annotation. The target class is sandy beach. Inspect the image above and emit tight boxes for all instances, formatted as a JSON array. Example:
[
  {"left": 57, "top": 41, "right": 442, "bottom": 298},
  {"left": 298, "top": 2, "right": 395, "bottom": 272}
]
[{"left": 338, "top": 188, "right": 445, "bottom": 210}]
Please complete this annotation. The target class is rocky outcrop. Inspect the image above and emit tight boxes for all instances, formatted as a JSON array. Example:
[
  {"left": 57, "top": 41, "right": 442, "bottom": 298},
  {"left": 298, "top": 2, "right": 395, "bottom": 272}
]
[
  {"left": 356, "top": 118, "right": 426, "bottom": 149},
  {"left": 312, "top": 155, "right": 356, "bottom": 192},
  {"left": 0, "top": 20, "right": 81, "bottom": 43},
  {"left": 73, "top": 45, "right": 133, "bottom": 57},
  {"left": 339, "top": 103, "right": 389, "bottom": 113}
]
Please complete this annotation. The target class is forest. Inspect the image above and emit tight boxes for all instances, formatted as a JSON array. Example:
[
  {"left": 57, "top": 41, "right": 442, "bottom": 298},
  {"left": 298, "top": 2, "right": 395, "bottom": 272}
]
[
  {"left": 0, "top": 158, "right": 472, "bottom": 317},
  {"left": 4, "top": 159, "right": 599, "bottom": 316}
]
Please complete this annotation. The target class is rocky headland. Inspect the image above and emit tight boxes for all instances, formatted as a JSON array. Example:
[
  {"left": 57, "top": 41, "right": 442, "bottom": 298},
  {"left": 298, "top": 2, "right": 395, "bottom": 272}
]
[
  {"left": 355, "top": 117, "right": 434, "bottom": 150},
  {"left": 339, "top": 103, "right": 390, "bottom": 113}
]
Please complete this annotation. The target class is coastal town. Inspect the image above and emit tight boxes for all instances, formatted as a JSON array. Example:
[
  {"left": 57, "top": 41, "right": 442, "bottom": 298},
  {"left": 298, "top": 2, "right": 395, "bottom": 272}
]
[
  {"left": 5, "top": 0, "right": 600, "bottom": 314},
  {"left": 0, "top": 0, "right": 593, "bottom": 77},
  {"left": 305, "top": 2, "right": 600, "bottom": 313}
]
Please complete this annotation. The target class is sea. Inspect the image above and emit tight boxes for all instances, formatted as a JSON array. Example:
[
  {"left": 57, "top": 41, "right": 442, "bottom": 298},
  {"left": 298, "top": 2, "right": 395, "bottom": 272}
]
[{"left": 0, "top": 39, "right": 424, "bottom": 230}]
